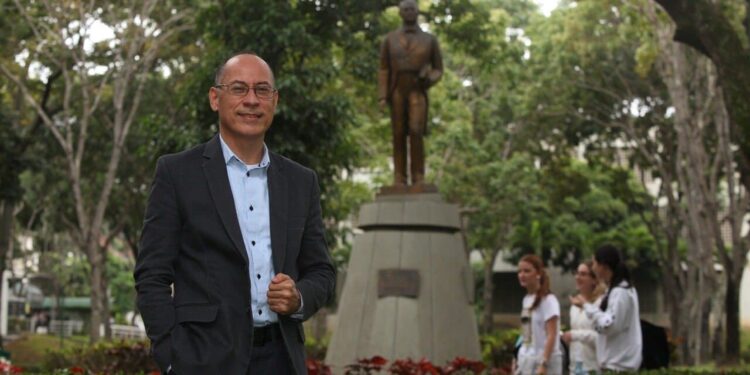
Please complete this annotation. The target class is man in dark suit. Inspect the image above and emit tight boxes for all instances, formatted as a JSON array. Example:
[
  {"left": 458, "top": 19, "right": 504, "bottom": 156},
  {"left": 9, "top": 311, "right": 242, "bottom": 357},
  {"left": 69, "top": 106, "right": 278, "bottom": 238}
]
[
  {"left": 134, "top": 53, "right": 336, "bottom": 375},
  {"left": 378, "top": 0, "right": 443, "bottom": 188}
]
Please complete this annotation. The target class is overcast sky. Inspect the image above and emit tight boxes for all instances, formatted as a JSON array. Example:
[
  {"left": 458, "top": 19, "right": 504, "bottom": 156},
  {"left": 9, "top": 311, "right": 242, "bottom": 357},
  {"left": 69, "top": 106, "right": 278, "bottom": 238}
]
[{"left": 534, "top": 0, "right": 560, "bottom": 16}]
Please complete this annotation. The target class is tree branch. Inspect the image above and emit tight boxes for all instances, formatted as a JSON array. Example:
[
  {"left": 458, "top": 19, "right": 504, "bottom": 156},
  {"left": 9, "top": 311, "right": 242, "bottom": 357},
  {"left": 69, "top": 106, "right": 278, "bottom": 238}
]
[
  {"left": 653, "top": 0, "right": 710, "bottom": 55},
  {"left": 0, "top": 63, "right": 66, "bottom": 149}
]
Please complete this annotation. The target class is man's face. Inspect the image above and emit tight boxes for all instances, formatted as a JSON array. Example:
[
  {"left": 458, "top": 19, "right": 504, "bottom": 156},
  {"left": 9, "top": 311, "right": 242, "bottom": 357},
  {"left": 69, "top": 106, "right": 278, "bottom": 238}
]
[
  {"left": 208, "top": 55, "right": 278, "bottom": 142},
  {"left": 399, "top": 1, "right": 418, "bottom": 24}
]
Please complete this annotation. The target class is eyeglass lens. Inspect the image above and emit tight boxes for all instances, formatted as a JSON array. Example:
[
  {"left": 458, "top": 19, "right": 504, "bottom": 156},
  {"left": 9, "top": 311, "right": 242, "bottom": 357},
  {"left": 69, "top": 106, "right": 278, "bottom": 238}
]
[{"left": 224, "top": 83, "right": 274, "bottom": 99}]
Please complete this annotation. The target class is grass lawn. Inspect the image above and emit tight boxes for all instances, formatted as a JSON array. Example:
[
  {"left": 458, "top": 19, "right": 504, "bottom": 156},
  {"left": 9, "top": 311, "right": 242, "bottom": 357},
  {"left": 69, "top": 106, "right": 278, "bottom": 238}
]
[{"left": 4, "top": 333, "right": 87, "bottom": 369}]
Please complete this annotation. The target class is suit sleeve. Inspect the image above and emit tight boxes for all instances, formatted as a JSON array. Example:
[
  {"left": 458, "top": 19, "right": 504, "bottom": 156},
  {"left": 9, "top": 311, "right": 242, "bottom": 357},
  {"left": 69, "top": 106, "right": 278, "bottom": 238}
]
[
  {"left": 134, "top": 156, "right": 180, "bottom": 372},
  {"left": 428, "top": 35, "right": 444, "bottom": 87},
  {"left": 294, "top": 171, "right": 336, "bottom": 321}
]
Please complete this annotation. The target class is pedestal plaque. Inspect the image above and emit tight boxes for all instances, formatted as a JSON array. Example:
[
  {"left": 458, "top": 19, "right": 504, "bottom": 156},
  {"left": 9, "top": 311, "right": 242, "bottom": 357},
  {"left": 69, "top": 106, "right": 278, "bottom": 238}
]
[{"left": 378, "top": 269, "right": 420, "bottom": 298}]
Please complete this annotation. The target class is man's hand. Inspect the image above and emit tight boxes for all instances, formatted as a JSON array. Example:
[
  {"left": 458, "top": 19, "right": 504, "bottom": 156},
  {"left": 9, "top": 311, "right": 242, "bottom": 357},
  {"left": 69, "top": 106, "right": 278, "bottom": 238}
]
[{"left": 267, "top": 273, "right": 301, "bottom": 315}]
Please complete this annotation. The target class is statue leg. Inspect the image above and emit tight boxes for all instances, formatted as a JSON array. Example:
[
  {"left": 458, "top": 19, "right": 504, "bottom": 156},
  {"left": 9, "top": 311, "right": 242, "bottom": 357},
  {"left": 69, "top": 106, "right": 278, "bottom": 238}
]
[
  {"left": 408, "top": 91, "right": 427, "bottom": 185},
  {"left": 391, "top": 91, "right": 408, "bottom": 186}
]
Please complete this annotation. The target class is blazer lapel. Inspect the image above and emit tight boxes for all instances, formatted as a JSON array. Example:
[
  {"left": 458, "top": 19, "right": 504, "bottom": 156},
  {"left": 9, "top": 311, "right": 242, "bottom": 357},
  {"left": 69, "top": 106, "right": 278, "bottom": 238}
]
[
  {"left": 268, "top": 152, "right": 288, "bottom": 273},
  {"left": 202, "top": 135, "right": 249, "bottom": 265}
]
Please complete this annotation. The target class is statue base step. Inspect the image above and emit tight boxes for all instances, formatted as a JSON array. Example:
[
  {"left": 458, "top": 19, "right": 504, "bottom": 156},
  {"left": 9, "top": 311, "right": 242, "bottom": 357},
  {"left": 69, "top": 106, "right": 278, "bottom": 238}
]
[{"left": 378, "top": 183, "right": 439, "bottom": 196}]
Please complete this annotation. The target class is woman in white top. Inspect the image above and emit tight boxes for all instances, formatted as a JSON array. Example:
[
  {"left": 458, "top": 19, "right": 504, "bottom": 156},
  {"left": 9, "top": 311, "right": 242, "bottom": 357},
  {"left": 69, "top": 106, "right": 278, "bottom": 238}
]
[
  {"left": 562, "top": 261, "right": 603, "bottom": 374},
  {"left": 571, "top": 245, "right": 642, "bottom": 372},
  {"left": 515, "top": 254, "right": 562, "bottom": 375}
]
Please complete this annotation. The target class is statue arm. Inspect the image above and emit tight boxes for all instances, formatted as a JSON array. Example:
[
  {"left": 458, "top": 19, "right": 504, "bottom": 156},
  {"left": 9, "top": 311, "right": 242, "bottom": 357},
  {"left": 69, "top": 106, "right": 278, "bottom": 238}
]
[
  {"left": 427, "top": 36, "right": 444, "bottom": 87},
  {"left": 378, "top": 37, "right": 391, "bottom": 103}
]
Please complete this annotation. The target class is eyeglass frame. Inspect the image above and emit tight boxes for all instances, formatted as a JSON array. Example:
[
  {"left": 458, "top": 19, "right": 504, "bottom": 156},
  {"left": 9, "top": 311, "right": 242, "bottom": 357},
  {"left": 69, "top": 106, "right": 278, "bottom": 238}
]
[{"left": 213, "top": 81, "right": 278, "bottom": 100}]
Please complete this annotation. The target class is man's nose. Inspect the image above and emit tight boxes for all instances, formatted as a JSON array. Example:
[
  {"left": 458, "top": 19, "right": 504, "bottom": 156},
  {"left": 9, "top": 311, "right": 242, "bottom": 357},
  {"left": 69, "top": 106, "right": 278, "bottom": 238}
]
[{"left": 241, "top": 89, "right": 260, "bottom": 105}]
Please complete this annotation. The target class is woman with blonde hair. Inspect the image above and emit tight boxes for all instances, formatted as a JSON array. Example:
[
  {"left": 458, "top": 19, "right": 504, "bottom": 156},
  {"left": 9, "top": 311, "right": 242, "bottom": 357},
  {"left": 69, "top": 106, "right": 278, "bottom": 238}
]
[
  {"left": 562, "top": 261, "right": 603, "bottom": 374},
  {"left": 515, "top": 254, "right": 562, "bottom": 375},
  {"left": 571, "top": 245, "right": 642, "bottom": 372}
]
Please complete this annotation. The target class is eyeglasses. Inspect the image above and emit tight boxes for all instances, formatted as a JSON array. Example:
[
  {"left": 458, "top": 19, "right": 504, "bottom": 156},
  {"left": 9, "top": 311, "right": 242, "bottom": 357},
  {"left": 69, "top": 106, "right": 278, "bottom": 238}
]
[{"left": 214, "top": 82, "right": 277, "bottom": 100}]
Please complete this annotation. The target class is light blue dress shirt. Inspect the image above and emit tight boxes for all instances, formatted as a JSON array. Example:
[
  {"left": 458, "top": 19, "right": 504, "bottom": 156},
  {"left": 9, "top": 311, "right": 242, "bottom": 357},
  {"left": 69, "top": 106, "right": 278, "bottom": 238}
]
[{"left": 219, "top": 135, "right": 277, "bottom": 326}]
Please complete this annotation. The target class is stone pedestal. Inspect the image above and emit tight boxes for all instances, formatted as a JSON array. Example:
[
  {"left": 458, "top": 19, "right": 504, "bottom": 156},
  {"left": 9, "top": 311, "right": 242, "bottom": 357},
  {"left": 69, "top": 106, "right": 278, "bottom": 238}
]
[{"left": 325, "top": 193, "right": 481, "bottom": 372}]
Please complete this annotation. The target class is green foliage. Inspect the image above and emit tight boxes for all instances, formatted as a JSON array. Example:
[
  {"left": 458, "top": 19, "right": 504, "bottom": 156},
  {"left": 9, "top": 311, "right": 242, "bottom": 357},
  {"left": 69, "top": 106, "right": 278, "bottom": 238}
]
[
  {"left": 3, "top": 334, "right": 87, "bottom": 370},
  {"left": 106, "top": 254, "right": 135, "bottom": 324},
  {"left": 624, "top": 369, "right": 750, "bottom": 375},
  {"left": 511, "top": 159, "right": 658, "bottom": 274},
  {"left": 635, "top": 39, "right": 659, "bottom": 78},
  {"left": 481, "top": 328, "right": 519, "bottom": 370},
  {"left": 42, "top": 339, "right": 157, "bottom": 373},
  {"left": 305, "top": 332, "right": 330, "bottom": 362},
  {"left": 40, "top": 245, "right": 91, "bottom": 299}
]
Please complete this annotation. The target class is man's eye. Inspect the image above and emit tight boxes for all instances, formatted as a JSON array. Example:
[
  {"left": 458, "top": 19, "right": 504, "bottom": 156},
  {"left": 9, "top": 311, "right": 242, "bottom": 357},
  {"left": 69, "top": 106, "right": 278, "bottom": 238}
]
[
  {"left": 229, "top": 85, "right": 248, "bottom": 95},
  {"left": 256, "top": 86, "right": 272, "bottom": 96}
]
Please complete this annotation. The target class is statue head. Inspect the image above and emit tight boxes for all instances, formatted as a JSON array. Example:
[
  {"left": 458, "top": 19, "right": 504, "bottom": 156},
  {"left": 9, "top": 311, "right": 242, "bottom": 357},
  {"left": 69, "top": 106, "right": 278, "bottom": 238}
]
[{"left": 399, "top": 0, "right": 419, "bottom": 25}]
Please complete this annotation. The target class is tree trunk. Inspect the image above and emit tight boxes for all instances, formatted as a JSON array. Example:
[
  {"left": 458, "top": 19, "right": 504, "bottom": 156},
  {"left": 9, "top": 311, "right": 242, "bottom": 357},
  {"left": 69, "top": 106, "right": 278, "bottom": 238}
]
[
  {"left": 725, "top": 274, "right": 741, "bottom": 363},
  {"left": 481, "top": 251, "right": 495, "bottom": 334},
  {"left": 0, "top": 200, "right": 13, "bottom": 344},
  {"left": 650, "top": 14, "right": 720, "bottom": 363},
  {"left": 87, "top": 241, "right": 111, "bottom": 342},
  {"left": 666, "top": 269, "right": 685, "bottom": 361},
  {"left": 0, "top": 199, "right": 13, "bottom": 272}
]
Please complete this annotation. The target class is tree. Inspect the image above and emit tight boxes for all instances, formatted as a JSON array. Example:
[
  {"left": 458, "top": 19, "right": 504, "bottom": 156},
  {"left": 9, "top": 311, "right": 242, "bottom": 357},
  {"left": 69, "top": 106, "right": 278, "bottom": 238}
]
[
  {"left": 652, "top": 0, "right": 750, "bottom": 362},
  {"left": 0, "top": 2, "right": 63, "bottom": 344},
  {"left": 652, "top": 0, "right": 750, "bottom": 185},
  {"left": 516, "top": 0, "right": 748, "bottom": 363},
  {"left": 425, "top": 0, "right": 538, "bottom": 333},
  {"left": 0, "top": 0, "right": 192, "bottom": 341}
]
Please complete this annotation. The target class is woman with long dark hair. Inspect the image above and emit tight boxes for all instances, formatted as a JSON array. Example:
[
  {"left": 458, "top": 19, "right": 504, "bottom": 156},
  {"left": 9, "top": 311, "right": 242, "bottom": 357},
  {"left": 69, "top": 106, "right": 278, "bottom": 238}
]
[
  {"left": 515, "top": 254, "right": 562, "bottom": 375},
  {"left": 571, "top": 245, "right": 642, "bottom": 372}
]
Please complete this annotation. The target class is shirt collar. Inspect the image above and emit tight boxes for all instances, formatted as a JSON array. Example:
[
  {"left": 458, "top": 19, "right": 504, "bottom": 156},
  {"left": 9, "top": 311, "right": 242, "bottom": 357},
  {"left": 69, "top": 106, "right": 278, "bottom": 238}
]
[{"left": 219, "top": 134, "right": 271, "bottom": 168}]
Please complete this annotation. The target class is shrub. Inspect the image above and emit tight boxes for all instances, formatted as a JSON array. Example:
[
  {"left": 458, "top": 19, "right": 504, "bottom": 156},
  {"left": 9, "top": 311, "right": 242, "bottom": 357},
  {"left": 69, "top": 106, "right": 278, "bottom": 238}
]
[
  {"left": 305, "top": 334, "right": 330, "bottom": 362},
  {"left": 480, "top": 329, "right": 519, "bottom": 373},
  {"left": 42, "top": 340, "right": 158, "bottom": 374},
  {"left": 306, "top": 358, "right": 332, "bottom": 375},
  {"left": 343, "top": 356, "right": 485, "bottom": 375}
]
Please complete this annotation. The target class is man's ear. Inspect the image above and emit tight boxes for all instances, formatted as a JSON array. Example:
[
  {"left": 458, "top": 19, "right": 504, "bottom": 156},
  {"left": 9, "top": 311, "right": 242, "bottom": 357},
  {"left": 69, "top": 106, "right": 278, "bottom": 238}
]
[{"left": 208, "top": 87, "right": 219, "bottom": 111}]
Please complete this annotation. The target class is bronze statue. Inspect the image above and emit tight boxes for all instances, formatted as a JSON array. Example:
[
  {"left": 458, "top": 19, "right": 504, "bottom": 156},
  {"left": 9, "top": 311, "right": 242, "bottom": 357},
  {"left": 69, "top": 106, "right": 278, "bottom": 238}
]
[{"left": 379, "top": 0, "right": 443, "bottom": 192}]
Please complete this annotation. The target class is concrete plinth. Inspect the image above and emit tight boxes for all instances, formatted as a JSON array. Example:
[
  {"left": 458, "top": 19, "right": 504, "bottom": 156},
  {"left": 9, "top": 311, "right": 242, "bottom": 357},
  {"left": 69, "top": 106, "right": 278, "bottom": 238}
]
[{"left": 325, "top": 193, "right": 481, "bottom": 372}]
